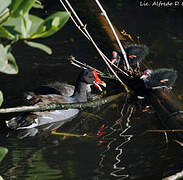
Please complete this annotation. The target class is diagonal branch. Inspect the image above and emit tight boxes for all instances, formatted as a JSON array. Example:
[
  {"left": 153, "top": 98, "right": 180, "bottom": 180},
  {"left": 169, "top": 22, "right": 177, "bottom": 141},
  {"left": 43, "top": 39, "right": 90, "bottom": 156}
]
[
  {"left": 94, "top": 0, "right": 130, "bottom": 70},
  {"left": 59, "top": 0, "right": 130, "bottom": 93}
]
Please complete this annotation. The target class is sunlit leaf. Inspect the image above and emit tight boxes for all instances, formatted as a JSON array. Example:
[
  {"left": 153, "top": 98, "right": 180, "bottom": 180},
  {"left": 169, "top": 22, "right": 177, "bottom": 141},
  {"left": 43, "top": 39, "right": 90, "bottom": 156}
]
[
  {"left": 2, "top": 16, "right": 23, "bottom": 38},
  {"left": 20, "top": 13, "right": 32, "bottom": 38},
  {"left": 0, "top": 0, "right": 11, "bottom": 14},
  {"left": 24, "top": 41, "right": 52, "bottom": 55},
  {"left": 0, "top": 8, "right": 10, "bottom": 25},
  {"left": 6, "top": 52, "right": 19, "bottom": 74},
  {"left": 10, "top": 0, "right": 36, "bottom": 17},
  {"left": 0, "top": 26, "right": 15, "bottom": 39},
  {"left": 31, "top": 11, "right": 70, "bottom": 38},
  {"left": 33, "top": 0, "right": 43, "bottom": 9},
  {"left": 52, "top": 17, "right": 60, "bottom": 27},
  {"left": 0, "top": 175, "right": 4, "bottom": 180},
  {"left": 29, "top": 15, "right": 43, "bottom": 36},
  {"left": 0, "top": 44, "right": 18, "bottom": 74},
  {"left": 2, "top": 14, "right": 42, "bottom": 39},
  {"left": 0, "top": 91, "right": 3, "bottom": 106},
  {"left": 0, "top": 146, "right": 8, "bottom": 163},
  {"left": 9, "top": 0, "right": 24, "bottom": 14},
  {"left": 0, "top": 44, "right": 9, "bottom": 72}
]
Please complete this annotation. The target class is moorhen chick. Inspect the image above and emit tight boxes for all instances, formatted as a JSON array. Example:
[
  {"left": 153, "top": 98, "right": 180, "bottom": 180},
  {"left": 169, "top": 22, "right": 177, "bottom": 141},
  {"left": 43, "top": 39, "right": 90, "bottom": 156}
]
[{"left": 111, "top": 44, "right": 149, "bottom": 70}]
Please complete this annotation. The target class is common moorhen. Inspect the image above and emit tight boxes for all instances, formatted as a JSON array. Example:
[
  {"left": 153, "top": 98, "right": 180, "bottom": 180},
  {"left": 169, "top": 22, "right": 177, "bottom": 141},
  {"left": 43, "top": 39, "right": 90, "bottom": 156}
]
[{"left": 6, "top": 69, "right": 106, "bottom": 130}]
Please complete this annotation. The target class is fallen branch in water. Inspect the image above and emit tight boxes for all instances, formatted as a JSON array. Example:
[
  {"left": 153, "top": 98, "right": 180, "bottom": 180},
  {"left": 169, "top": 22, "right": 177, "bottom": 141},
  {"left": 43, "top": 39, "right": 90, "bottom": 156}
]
[
  {"left": 51, "top": 130, "right": 92, "bottom": 138},
  {"left": 146, "top": 129, "right": 183, "bottom": 133},
  {"left": 163, "top": 169, "right": 183, "bottom": 180},
  {"left": 0, "top": 92, "right": 126, "bottom": 114}
]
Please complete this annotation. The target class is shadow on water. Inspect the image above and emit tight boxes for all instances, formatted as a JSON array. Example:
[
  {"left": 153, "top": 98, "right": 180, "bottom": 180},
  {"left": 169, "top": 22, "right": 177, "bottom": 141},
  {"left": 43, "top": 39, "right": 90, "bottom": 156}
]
[{"left": 1, "top": 0, "right": 183, "bottom": 180}]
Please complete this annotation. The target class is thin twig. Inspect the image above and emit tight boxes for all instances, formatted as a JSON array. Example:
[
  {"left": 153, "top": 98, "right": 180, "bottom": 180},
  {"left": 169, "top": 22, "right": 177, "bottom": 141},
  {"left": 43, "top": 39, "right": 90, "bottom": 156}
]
[
  {"left": 51, "top": 131, "right": 92, "bottom": 138},
  {"left": 69, "top": 56, "right": 105, "bottom": 75},
  {"left": 69, "top": 57, "right": 116, "bottom": 79},
  {"left": 94, "top": 0, "right": 130, "bottom": 70},
  {"left": 59, "top": 0, "right": 90, "bottom": 40},
  {"left": 82, "top": 25, "right": 130, "bottom": 92},
  {"left": 146, "top": 129, "right": 183, "bottom": 133},
  {"left": 59, "top": 0, "right": 130, "bottom": 92},
  {"left": 121, "top": 30, "right": 136, "bottom": 44}
]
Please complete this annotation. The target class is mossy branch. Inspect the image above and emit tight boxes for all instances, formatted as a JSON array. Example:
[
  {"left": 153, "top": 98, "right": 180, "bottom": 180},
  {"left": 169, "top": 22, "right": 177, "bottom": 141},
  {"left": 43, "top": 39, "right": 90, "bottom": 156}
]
[{"left": 0, "top": 92, "right": 126, "bottom": 114}]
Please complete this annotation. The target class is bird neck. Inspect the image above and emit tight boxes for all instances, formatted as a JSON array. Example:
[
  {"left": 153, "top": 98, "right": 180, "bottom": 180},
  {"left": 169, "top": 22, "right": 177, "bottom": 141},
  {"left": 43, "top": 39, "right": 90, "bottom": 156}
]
[{"left": 72, "top": 80, "right": 88, "bottom": 102}]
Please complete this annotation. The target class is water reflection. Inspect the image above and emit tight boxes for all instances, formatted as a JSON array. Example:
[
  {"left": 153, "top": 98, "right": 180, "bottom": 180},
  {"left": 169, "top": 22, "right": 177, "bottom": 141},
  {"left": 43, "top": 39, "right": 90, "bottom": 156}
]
[
  {"left": 1, "top": 92, "right": 183, "bottom": 180},
  {"left": 1, "top": 1, "right": 183, "bottom": 179},
  {"left": 95, "top": 95, "right": 134, "bottom": 180},
  {"left": 92, "top": 94, "right": 171, "bottom": 180}
]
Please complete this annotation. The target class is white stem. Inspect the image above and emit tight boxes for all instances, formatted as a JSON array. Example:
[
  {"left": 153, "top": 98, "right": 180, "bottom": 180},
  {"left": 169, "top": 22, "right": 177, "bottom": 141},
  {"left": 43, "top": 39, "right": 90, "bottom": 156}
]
[
  {"left": 59, "top": 0, "right": 90, "bottom": 40},
  {"left": 70, "top": 56, "right": 105, "bottom": 75},
  {"left": 60, "top": 0, "right": 128, "bottom": 77},
  {"left": 95, "top": 0, "right": 130, "bottom": 70},
  {"left": 59, "top": 0, "right": 130, "bottom": 92}
]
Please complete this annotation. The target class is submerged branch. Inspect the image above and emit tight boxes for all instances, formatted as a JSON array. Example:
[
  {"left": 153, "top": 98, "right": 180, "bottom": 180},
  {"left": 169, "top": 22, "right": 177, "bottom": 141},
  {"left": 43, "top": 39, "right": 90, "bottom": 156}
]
[
  {"left": 51, "top": 130, "right": 92, "bottom": 138},
  {"left": 163, "top": 170, "right": 183, "bottom": 180},
  {"left": 0, "top": 92, "right": 126, "bottom": 114},
  {"left": 146, "top": 129, "right": 183, "bottom": 133}
]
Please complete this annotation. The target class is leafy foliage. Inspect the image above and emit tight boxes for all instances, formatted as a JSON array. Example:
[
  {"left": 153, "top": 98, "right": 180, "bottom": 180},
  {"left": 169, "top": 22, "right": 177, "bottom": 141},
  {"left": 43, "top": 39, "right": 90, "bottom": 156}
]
[
  {"left": 0, "top": 146, "right": 8, "bottom": 180},
  {"left": 0, "top": 146, "right": 8, "bottom": 163},
  {"left": 0, "top": 0, "right": 70, "bottom": 106},
  {"left": 0, "top": 91, "right": 3, "bottom": 106}
]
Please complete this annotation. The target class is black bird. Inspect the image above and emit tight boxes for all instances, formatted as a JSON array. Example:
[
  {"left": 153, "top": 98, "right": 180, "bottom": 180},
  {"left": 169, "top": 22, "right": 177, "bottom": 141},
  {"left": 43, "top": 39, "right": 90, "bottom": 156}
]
[
  {"left": 117, "top": 68, "right": 177, "bottom": 99},
  {"left": 142, "top": 68, "right": 177, "bottom": 90},
  {"left": 6, "top": 69, "right": 106, "bottom": 130},
  {"left": 111, "top": 44, "right": 149, "bottom": 70}
]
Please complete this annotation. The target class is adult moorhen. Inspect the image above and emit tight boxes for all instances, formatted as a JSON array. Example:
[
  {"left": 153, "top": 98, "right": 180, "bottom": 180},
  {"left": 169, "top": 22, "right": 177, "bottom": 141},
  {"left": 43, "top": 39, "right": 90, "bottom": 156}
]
[{"left": 6, "top": 69, "right": 106, "bottom": 130}]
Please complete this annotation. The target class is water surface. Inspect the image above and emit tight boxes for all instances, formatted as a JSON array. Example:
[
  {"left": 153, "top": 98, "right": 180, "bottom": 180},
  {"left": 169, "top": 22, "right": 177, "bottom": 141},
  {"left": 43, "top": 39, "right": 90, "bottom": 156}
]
[{"left": 1, "top": 1, "right": 183, "bottom": 180}]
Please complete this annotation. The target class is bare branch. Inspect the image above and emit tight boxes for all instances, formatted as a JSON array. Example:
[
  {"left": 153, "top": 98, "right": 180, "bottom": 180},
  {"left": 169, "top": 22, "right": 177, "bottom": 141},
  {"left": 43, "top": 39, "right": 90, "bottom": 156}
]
[
  {"left": 146, "top": 129, "right": 183, "bottom": 133},
  {"left": 163, "top": 169, "right": 183, "bottom": 180},
  {"left": 94, "top": 0, "right": 131, "bottom": 70},
  {"left": 0, "top": 92, "right": 126, "bottom": 114},
  {"left": 59, "top": 0, "right": 130, "bottom": 93}
]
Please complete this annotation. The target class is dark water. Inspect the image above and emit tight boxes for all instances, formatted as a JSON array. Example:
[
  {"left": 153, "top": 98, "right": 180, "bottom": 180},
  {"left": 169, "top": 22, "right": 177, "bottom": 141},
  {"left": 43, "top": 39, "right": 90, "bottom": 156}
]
[{"left": 1, "top": 1, "right": 183, "bottom": 180}]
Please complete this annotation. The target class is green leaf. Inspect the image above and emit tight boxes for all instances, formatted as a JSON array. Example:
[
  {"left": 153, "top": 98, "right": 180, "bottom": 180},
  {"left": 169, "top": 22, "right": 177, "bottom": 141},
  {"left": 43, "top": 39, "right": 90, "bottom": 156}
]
[
  {"left": 0, "top": 0, "right": 11, "bottom": 14},
  {"left": 9, "top": 0, "right": 24, "bottom": 14},
  {"left": 6, "top": 52, "right": 19, "bottom": 74},
  {"left": 0, "top": 146, "right": 8, "bottom": 163},
  {"left": 0, "top": 91, "right": 3, "bottom": 106},
  {"left": 31, "top": 11, "right": 70, "bottom": 39},
  {"left": 33, "top": 0, "right": 43, "bottom": 9},
  {"left": 0, "top": 26, "right": 15, "bottom": 39},
  {"left": 0, "top": 8, "right": 10, "bottom": 25},
  {"left": 29, "top": 15, "right": 43, "bottom": 36},
  {"left": 10, "top": 0, "right": 36, "bottom": 17},
  {"left": 0, "top": 44, "right": 18, "bottom": 74},
  {"left": 2, "top": 16, "right": 23, "bottom": 38},
  {"left": 24, "top": 41, "right": 52, "bottom": 55},
  {"left": 20, "top": 13, "right": 32, "bottom": 38},
  {"left": 2, "top": 14, "right": 43, "bottom": 39}
]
